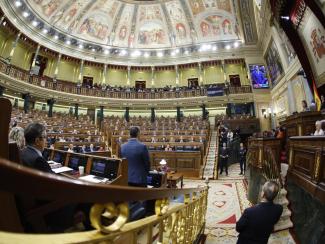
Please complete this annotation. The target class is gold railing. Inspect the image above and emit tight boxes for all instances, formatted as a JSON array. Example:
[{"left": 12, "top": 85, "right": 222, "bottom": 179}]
[{"left": 0, "top": 158, "right": 208, "bottom": 243}]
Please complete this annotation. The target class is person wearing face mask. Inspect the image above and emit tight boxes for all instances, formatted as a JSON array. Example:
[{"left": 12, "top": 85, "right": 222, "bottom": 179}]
[
  {"left": 239, "top": 143, "right": 247, "bottom": 175},
  {"left": 219, "top": 142, "right": 229, "bottom": 176}
]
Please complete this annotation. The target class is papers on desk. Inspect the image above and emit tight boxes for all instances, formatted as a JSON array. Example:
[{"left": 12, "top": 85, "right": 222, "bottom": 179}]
[
  {"left": 78, "top": 175, "right": 109, "bottom": 183},
  {"left": 52, "top": 166, "right": 73, "bottom": 174},
  {"left": 48, "top": 161, "right": 62, "bottom": 169}
]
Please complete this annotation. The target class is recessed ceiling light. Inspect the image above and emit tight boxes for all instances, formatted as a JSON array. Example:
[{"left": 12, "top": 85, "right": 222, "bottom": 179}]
[
  {"left": 104, "top": 49, "right": 109, "bottom": 54},
  {"left": 15, "top": 1, "right": 22, "bottom": 7},
  {"left": 144, "top": 52, "right": 150, "bottom": 58},
  {"left": 119, "top": 50, "right": 127, "bottom": 56},
  {"left": 54, "top": 35, "right": 59, "bottom": 40},
  {"left": 131, "top": 50, "right": 141, "bottom": 57},
  {"left": 22, "top": 12, "right": 29, "bottom": 18},
  {"left": 32, "top": 20, "right": 38, "bottom": 27},
  {"left": 42, "top": 29, "right": 48, "bottom": 34},
  {"left": 234, "top": 42, "right": 239, "bottom": 48},
  {"left": 78, "top": 44, "right": 83, "bottom": 49},
  {"left": 66, "top": 40, "right": 71, "bottom": 45},
  {"left": 212, "top": 46, "right": 217, "bottom": 51},
  {"left": 175, "top": 49, "right": 180, "bottom": 54},
  {"left": 184, "top": 50, "right": 189, "bottom": 55},
  {"left": 170, "top": 51, "right": 176, "bottom": 56},
  {"left": 157, "top": 52, "right": 164, "bottom": 57},
  {"left": 92, "top": 48, "right": 96, "bottom": 52},
  {"left": 225, "top": 45, "right": 231, "bottom": 50}
]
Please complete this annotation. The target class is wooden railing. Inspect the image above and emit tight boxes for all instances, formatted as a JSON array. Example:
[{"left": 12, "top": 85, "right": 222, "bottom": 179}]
[
  {"left": 0, "top": 59, "right": 252, "bottom": 99},
  {"left": 288, "top": 136, "right": 325, "bottom": 203},
  {"left": 0, "top": 158, "right": 208, "bottom": 243}
]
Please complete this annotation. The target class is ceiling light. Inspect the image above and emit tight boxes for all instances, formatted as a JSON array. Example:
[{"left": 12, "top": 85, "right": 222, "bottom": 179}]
[
  {"left": 92, "top": 48, "right": 96, "bottom": 52},
  {"left": 22, "top": 12, "right": 29, "bottom": 18},
  {"left": 144, "top": 52, "right": 150, "bottom": 58},
  {"left": 2, "top": 21, "right": 6, "bottom": 26},
  {"left": 234, "top": 42, "right": 239, "bottom": 48},
  {"left": 281, "top": 16, "right": 290, "bottom": 20},
  {"left": 42, "top": 29, "right": 48, "bottom": 34},
  {"left": 54, "top": 35, "right": 59, "bottom": 40},
  {"left": 119, "top": 50, "right": 127, "bottom": 56},
  {"left": 131, "top": 50, "right": 141, "bottom": 57},
  {"left": 66, "top": 40, "right": 71, "bottom": 45},
  {"left": 212, "top": 46, "right": 217, "bottom": 51},
  {"left": 15, "top": 1, "right": 22, "bottom": 7},
  {"left": 32, "top": 20, "right": 38, "bottom": 27},
  {"left": 79, "top": 44, "right": 83, "bottom": 49},
  {"left": 171, "top": 51, "right": 176, "bottom": 56},
  {"left": 184, "top": 50, "right": 189, "bottom": 55},
  {"left": 225, "top": 45, "right": 231, "bottom": 50},
  {"left": 175, "top": 49, "right": 180, "bottom": 54},
  {"left": 104, "top": 49, "right": 109, "bottom": 54},
  {"left": 157, "top": 52, "right": 164, "bottom": 57}
]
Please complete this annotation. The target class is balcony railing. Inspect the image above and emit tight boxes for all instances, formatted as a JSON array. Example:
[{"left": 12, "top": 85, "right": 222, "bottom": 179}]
[{"left": 0, "top": 60, "right": 252, "bottom": 99}]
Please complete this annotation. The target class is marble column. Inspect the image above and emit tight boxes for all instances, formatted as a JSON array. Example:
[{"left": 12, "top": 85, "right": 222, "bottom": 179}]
[
  {"left": 287, "top": 80, "right": 297, "bottom": 114},
  {"left": 198, "top": 62, "right": 203, "bottom": 86},
  {"left": 301, "top": 76, "right": 314, "bottom": 105},
  {"left": 176, "top": 106, "right": 181, "bottom": 122},
  {"left": 102, "top": 64, "right": 108, "bottom": 85},
  {"left": 77, "top": 60, "right": 84, "bottom": 84},
  {"left": 74, "top": 104, "right": 79, "bottom": 120},
  {"left": 151, "top": 107, "right": 155, "bottom": 123},
  {"left": 47, "top": 98, "right": 55, "bottom": 117},
  {"left": 8, "top": 32, "right": 21, "bottom": 63},
  {"left": 151, "top": 66, "right": 155, "bottom": 88},
  {"left": 53, "top": 53, "right": 62, "bottom": 82},
  {"left": 175, "top": 65, "right": 179, "bottom": 87},
  {"left": 30, "top": 44, "right": 41, "bottom": 74},
  {"left": 127, "top": 66, "right": 131, "bottom": 87}
]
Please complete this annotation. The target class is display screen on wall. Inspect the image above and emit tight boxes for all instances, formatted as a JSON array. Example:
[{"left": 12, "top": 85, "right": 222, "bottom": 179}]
[
  {"left": 264, "top": 39, "right": 284, "bottom": 86},
  {"left": 249, "top": 64, "right": 269, "bottom": 88}
]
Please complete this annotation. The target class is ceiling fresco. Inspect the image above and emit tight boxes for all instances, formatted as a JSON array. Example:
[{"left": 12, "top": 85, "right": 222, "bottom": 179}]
[{"left": 20, "top": 0, "right": 247, "bottom": 49}]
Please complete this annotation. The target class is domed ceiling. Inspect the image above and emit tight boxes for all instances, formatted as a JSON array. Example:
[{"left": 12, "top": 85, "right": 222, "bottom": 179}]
[{"left": 1, "top": 0, "right": 258, "bottom": 64}]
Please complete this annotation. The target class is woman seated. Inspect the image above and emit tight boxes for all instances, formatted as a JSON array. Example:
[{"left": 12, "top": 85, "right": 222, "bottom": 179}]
[
  {"left": 165, "top": 144, "right": 173, "bottom": 151},
  {"left": 314, "top": 120, "right": 324, "bottom": 136}
]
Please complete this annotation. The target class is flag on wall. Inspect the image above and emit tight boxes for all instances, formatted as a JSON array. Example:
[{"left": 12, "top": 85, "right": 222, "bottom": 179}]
[{"left": 313, "top": 80, "right": 321, "bottom": 111}]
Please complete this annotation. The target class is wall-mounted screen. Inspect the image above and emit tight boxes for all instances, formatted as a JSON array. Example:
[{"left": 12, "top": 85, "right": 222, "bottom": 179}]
[{"left": 249, "top": 64, "right": 269, "bottom": 88}]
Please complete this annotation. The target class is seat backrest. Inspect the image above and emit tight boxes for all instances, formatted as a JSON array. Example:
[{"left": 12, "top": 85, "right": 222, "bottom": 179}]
[
  {"left": 9, "top": 141, "right": 21, "bottom": 164},
  {"left": 0, "top": 97, "right": 12, "bottom": 159}
]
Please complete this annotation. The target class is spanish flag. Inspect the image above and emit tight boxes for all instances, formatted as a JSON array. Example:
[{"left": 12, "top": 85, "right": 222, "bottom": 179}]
[{"left": 313, "top": 80, "right": 321, "bottom": 111}]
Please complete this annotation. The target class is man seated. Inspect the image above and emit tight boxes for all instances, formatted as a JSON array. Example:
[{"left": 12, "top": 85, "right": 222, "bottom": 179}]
[
  {"left": 20, "top": 122, "right": 53, "bottom": 173},
  {"left": 236, "top": 181, "right": 283, "bottom": 244}
]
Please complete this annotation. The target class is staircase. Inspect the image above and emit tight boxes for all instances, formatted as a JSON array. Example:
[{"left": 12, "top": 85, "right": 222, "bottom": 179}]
[{"left": 202, "top": 130, "right": 218, "bottom": 179}]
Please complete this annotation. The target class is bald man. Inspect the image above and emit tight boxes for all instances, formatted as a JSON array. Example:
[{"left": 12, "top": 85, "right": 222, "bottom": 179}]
[{"left": 236, "top": 181, "right": 283, "bottom": 244}]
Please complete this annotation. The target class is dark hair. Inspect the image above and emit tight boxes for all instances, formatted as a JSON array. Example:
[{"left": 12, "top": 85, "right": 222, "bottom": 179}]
[
  {"left": 262, "top": 181, "right": 280, "bottom": 202},
  {"left": 302, "top": 100, "right": 307, "bottom": 108},
  {"left": 130, "top": 126, "right": 139, "bottom": 138},
  {"left": 24, "top": 123, "right": 46, "bottom": 145}
]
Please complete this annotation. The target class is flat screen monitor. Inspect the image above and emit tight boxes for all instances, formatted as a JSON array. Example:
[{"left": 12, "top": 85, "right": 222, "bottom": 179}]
[
  {"left": 53, "top": 151, "right": 65, "bottom": 164},
  {"left": 91, "top": 159, "right": 107, "bottom": 177},
  {"left": 249, "top": 64, "right": 269, "bottom": 89},
  {"left": 106, "top": 159, "right": 119, "bottom": 180},
  {"left": 68, "top": 156, "right": 86, "bottom": 170}
]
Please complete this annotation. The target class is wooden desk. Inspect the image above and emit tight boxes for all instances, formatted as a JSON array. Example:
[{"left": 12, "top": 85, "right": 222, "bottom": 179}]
[{"left": 167, "top": 173, "right": 184, "bottom": 188}]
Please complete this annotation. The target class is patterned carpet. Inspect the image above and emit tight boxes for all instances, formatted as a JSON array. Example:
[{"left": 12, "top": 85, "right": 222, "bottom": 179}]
[{"left": 183, "top": 166, "right": 296, "bottom": 244}]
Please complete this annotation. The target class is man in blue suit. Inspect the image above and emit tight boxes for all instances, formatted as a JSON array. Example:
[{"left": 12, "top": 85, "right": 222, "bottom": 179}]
[
  {"left": 236, "top": 181, "right": 283, "bottom": 244},
  {"left": 121, "top": 127, "right": 150, "bottom": 187}
]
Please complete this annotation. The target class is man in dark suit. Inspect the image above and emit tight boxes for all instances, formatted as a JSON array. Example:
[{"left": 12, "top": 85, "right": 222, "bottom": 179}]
[
  {"left": 121, "top": 126, "right": 150, "bottom": 187},
  {"left": 236, "top": 181, "right": 283, "bottom": 244},
  {"left": 21, "top": 122, "right": 53, "bottom": 173}
]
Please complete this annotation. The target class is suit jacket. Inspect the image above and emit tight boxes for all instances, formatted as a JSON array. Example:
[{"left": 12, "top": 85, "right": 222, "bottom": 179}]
[
  {"left": 20, "top": 146, "right": 53, "bottom": 173},
  {"left": 236, "top": 201, "right": 283, "bottom": 244},
  {"left": 121, "top": 138, "right": 150, "bottom": 185}
]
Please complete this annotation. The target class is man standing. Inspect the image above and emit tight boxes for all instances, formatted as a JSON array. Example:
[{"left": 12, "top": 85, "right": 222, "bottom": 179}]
[
  {"left": 236, "top": 181, "right": 283, "bottom": 244},
  {"left": 21, "top": 122, "right": 53, "bottom": 173},
  {"left": 239, "top": 143, "right": 246, "bottom": 175},
  {"left": 219, "top": 142, "right": 229, "bottom": 176},
  {"left": 121, "top": 127, "right": 150, "bottom": 187}
]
